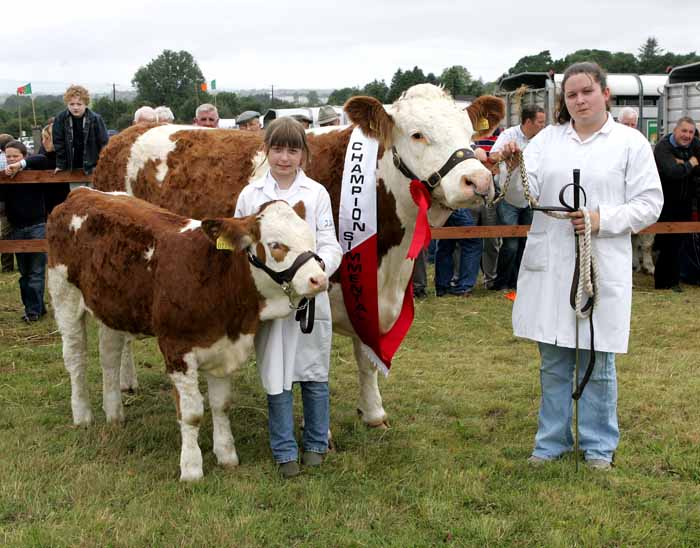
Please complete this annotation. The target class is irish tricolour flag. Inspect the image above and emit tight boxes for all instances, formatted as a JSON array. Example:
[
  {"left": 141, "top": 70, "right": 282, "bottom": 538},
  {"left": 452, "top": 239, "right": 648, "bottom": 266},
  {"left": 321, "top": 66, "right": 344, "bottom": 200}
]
[{"left": 17, "top": 83, "right": 32, "bottom": 96}]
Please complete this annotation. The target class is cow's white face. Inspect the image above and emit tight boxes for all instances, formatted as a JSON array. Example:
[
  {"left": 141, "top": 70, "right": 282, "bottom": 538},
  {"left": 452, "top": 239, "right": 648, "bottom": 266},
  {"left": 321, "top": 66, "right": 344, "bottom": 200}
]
[
  {"left": 255, "top": 200, "right": 328, "bottom": 303},
  {"left": 384, "top": 84, "right": 494, "bottom": 214}
]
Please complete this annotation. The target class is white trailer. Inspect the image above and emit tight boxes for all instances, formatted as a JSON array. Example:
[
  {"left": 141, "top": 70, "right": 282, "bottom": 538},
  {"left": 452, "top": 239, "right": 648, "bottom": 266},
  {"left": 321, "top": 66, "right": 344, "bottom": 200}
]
[
  {"left": 659, "top": 62, "right": 700, "bottom": 138},
  {"left": 496, "top": 72, "right": 668, "bottom": 143}
]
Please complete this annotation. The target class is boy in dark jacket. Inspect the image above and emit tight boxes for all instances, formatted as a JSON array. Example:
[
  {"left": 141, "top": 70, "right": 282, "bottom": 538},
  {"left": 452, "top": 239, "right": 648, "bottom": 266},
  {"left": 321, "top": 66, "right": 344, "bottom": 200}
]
[{"left": 52, "top": 85, "right": 108, "bottom": 175}]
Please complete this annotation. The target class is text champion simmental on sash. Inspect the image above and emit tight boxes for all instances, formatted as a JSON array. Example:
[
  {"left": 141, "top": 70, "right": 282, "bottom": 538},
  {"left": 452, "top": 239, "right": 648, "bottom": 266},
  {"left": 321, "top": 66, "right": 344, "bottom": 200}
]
[{"left": 339, "top": 127, "right": 415, "bottom": 375}]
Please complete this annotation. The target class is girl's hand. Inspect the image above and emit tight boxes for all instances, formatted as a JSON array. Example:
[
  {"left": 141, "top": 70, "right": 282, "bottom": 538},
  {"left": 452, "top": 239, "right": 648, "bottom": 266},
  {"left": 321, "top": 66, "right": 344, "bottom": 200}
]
[{"left": 568, "top": 210, "right": 600, "bottom": 235}]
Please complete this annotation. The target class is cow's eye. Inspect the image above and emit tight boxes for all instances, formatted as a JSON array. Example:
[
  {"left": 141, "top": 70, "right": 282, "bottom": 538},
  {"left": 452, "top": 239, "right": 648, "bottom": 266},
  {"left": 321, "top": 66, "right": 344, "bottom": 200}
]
[
  {"left": 411, "top": 132, "right": 425, "bottom": 141},
  {"left": 269, "top": 242, "right": 282, "bottom": 250}
]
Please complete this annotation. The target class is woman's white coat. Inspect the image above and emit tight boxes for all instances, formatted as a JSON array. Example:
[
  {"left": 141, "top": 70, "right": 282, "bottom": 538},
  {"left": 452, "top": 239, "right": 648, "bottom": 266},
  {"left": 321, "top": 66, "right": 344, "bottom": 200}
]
[{"left": 512, "top": 115, "right": 663, "bottom": 353}]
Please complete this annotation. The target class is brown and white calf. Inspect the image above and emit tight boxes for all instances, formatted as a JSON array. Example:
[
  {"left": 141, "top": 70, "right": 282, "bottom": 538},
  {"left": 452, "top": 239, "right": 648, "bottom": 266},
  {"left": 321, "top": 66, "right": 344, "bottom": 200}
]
[
  {"left": 94, "top": 84, "right": 502, "bottom": 427},
  {"left": 47, "top": 188, "right": 326, "bottom": 480}
]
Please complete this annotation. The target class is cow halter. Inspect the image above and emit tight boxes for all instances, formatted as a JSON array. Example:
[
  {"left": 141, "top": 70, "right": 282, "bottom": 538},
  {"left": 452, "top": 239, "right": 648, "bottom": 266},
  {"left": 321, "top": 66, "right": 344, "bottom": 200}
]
[
  {"left": 391, "top": 146, "right": 476, "bottom": 194},
  {"left": 247, "top": 249, "right": 323, "bottom": 334}
]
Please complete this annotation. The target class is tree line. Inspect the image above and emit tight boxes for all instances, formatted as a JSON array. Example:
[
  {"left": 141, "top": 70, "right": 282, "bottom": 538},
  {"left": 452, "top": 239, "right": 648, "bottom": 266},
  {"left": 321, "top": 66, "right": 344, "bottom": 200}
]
[{"left": 1, "top": 37, "right": 698, "bottom": 135}]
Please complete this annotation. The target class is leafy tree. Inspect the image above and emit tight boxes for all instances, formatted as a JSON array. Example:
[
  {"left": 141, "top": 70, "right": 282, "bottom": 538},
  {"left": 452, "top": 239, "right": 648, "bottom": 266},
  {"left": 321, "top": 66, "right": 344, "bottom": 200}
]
[
  {"left": 306, "top": 90, "right": 321, "bottom": 106},
  {"left": 327, "top": 87, "right": 361, "bottom": 105},
  {"left": 553, "top": 49, "right": 638, "bottom": 73},
  {"left": 440, "top": 66, "right": 476, "bottom": 97},
  {"left": 132, "top": 50, "right": 206, "bottom": 121},
  {"left": 387, "top": 66, "right": 435, "bottom": 102},
  {"left": 91, "top": 96, "right": 131, "bottom": 129},
  {"left": 362, "top": 79, "right": 389, "bottom": 103},
  {"left": 638, "top": 37, "right": 662, "bottom": 66},
  {"left": 214, "top": 91, "right": 241, "bottom": 119},
  {"left": 507, "top": 50, "right": 554, "bottom": 75}
]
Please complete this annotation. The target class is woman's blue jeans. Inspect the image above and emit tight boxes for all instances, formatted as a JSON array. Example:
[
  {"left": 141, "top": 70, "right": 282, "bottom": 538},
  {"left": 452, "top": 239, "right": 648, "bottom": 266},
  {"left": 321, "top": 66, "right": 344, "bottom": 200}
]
[
  {"left": 533, "top": 342, "right": 619, "bottom": 462},
  {"left": 267, "top": 381, "right": 329, "bottom": 464}
]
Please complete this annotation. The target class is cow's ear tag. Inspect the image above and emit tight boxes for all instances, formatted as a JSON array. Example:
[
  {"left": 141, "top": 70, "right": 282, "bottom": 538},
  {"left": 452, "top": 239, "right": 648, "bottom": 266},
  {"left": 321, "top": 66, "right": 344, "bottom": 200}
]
[
  {"left": 216, "top": 236, "right": 236, "bottom": 250},
  {"left": 477, "top": 117, "right": 489, "bottom": 131}
]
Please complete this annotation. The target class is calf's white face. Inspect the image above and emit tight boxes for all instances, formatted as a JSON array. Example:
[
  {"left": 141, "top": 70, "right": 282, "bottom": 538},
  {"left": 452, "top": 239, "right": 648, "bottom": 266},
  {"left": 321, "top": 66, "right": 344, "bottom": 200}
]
[{"left": 256, "top": 201, "right": 328, "bottom": 300}]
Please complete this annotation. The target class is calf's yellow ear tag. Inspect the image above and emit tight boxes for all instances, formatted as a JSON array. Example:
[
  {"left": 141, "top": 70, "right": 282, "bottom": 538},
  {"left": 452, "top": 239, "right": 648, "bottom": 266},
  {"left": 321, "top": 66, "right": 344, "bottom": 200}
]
[
  {"left": 477, "top": 117, "right": 490, "bottom": 131},
  {"left": 216, "top": 236, "right": 236, "bottom": 250}
]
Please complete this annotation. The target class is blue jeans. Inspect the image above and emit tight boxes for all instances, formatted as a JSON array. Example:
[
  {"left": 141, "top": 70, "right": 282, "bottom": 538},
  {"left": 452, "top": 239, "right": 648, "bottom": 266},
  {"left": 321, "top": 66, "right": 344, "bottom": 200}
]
[
  {"left": 267, "top": 381, "right": 329, "bottom": 463},
  {"left": 11, "top": 223, "right": 47, "bottom": 317},
  {"left": 494, "top": 201, "right": 533, "bottom": 289},
  {"left": 435, "top": 209, "right": 482, "bottom": 295},
  {"left": 533, "top": 342, "right": 619, "bottom": 462}
]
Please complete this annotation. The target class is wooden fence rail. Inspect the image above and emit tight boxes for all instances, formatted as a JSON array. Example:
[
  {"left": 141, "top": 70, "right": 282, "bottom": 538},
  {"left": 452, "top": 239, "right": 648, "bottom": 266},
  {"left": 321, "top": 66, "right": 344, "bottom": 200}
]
[{"left": 2, "top": 170, "right": 699, "bottom": 253}]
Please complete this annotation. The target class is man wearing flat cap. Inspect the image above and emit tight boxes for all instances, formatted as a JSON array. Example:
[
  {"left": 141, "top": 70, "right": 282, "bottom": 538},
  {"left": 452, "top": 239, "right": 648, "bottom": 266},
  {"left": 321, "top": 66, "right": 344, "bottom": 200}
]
[
  {"left": 237, "top": 111, "right": 262, "bottom": 131},
  {"left": 318, "top": 105, "right": 340, "bottom": 127},
  {"left": 291, "top": 113, "right": 313, "bottom": 129}
]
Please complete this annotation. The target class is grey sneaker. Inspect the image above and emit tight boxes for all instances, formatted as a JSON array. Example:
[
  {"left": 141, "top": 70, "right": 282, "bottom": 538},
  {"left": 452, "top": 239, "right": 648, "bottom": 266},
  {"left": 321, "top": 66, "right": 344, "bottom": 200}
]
[
  {"left": 302, "top": 452, "right": 324, "bottom": 467},
  {"left": 278, "top": 461, "right": 300, "bottom": 479},
  {"left": 527, "top": 455, "right": 549, "bottom": 466},
  {"left": 586, "top": 459, "right": 612, "bottom": 471}
]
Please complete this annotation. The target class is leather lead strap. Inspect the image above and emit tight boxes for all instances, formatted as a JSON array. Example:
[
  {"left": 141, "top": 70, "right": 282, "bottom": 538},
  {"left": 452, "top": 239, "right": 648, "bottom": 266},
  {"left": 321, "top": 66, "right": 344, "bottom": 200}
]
[{"left": 392, "top": 146, "right": 476, "bottom": 193}]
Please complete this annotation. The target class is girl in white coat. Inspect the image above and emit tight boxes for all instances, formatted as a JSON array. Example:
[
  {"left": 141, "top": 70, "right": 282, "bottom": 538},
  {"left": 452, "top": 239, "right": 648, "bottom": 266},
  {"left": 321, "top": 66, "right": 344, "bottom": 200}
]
[
  {"left": 503, "top": 62, "right": 663, "bottom": 469},
  {"left": 235, "top": 117, "right": 342, "bottom": 478}
]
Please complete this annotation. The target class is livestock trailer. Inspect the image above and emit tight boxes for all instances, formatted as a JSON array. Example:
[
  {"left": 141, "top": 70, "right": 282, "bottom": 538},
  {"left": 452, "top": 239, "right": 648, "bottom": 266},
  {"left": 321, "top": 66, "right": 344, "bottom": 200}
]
[{"left": 659, "top": 62, "right": 700, "bottom": 138}]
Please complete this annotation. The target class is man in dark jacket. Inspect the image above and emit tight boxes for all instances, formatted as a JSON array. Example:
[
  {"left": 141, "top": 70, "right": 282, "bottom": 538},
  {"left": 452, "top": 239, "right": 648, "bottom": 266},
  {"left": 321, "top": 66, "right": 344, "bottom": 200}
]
[
  {"left": 654, "top": 116, "right": 700, "bottom": 291},
  {"left": 52, "top": 85, "right": 108, "bottom": 175}
]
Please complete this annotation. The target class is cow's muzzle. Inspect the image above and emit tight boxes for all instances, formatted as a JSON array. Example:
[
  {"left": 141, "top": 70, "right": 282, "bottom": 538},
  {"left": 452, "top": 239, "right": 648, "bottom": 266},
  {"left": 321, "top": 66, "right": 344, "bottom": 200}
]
[{"left": 247, "top": 249, "right": 325, "bottom": 334}]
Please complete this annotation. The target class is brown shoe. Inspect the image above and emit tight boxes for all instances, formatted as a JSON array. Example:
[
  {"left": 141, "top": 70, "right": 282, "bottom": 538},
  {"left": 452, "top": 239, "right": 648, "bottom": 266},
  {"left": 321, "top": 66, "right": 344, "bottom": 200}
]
[{"left": 302, "top": 452, "right": 324, "bottom": 466}]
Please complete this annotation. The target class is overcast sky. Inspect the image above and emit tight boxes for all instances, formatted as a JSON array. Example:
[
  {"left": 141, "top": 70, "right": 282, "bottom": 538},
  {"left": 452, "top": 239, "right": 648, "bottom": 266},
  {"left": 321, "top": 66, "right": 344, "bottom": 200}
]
[{"left": 2, "top": 0, "right": 698, "bottom": 94}]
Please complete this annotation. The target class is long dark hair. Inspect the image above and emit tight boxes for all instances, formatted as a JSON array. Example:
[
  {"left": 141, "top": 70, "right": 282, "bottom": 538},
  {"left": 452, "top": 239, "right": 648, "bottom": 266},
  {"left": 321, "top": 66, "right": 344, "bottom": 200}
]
[{"left": 556, "top": 62, "right": 610, "bottom": 124}]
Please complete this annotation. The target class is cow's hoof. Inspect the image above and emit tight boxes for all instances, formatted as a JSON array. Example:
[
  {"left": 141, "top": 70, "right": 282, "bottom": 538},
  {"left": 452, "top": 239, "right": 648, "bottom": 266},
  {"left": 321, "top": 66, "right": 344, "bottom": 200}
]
[
  {"left": 105, "top": 412, "right": 125, "bottom": 425},
  {"left": 357, "top": 408, "right": 390, "bottom": 429},
  {"left": 179, "top": 469, "right": 204, "bottom": 482}
]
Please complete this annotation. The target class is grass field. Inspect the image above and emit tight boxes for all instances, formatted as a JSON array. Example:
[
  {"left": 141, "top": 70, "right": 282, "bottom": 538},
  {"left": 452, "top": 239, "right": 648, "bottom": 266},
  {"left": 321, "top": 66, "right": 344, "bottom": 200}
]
[{"left": 1, "top": 269, "right": 699, "bottom": 547}]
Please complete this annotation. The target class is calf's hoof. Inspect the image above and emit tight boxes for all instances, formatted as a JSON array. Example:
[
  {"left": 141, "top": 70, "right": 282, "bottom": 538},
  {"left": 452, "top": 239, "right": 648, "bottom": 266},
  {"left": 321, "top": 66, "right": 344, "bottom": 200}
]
[
  {"left": 217, "top": 453, "right": 240, "bottom": 469},
  {"left": 73, "top": 410, "right": 94, "bottom": 427}
]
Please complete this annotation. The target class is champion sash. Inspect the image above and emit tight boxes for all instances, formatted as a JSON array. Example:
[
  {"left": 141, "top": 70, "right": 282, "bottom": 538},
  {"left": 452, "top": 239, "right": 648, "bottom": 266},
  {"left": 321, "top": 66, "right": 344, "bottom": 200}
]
[{"left": 338, "top": 128, "right": 415, "bottom": 375}]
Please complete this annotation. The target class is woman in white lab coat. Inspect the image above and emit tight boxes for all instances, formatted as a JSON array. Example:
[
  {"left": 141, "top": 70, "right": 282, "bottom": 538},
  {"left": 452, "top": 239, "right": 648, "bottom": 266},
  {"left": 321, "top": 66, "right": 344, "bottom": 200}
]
[
  {"left": 235, "top": 117, "right": 342, "bottom": 478},
  {"left": 503, "top": 62, "right": 663, "bottom": 469}
]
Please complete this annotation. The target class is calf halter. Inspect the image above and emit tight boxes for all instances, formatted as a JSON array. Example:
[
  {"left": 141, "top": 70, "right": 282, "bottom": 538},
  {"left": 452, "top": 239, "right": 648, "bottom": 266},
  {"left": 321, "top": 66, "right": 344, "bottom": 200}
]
[
  {"left": 391, "top": 146, "right": 476, "bottom": 194},
  {"left": 247, "top": 250, "right": 323, "bottom": 334}
]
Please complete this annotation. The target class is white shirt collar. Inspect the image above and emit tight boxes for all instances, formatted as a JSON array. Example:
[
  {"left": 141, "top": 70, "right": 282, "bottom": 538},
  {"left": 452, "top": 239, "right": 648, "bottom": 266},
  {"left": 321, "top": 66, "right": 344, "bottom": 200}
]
[{"left": 566, "top": 113, "right": 615, "bottom": 143}]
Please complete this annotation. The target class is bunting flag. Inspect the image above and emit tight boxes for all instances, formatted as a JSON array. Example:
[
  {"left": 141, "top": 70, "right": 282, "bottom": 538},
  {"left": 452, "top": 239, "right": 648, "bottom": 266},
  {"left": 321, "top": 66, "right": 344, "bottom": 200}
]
[
  {"left": 338, "top": 127, "right": 416, "bottom": 375},
  {"left": 17, "top": 83, "right": 32, "bottom": 96},
  {"left": 211, "top": 79, "right": 217, "bottom": 91},
  {"left": 200, "top": 82, "right": 208, "bottom": 92}
]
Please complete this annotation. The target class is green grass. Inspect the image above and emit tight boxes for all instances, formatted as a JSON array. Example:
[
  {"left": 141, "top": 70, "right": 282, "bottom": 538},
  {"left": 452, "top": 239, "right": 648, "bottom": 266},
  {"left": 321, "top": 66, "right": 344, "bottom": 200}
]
[{"left": 1, "top": 269, "right": 699, "bottom": 547}]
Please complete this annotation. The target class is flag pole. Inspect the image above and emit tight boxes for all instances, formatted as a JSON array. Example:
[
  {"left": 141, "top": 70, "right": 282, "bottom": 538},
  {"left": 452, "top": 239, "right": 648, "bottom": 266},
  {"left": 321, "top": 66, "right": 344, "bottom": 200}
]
[
  {"left": 31, "top": 96, "right": 37, "bottom": 127},
  {"left": 18, "top": 102, "right": 22, "bottom": 138}
]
